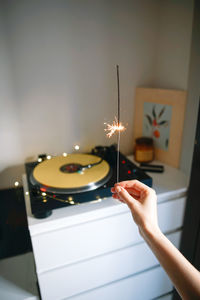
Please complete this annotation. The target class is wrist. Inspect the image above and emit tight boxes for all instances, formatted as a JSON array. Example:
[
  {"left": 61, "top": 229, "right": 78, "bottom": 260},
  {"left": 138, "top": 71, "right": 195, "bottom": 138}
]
[{"left": 139, "top": 222, "right": 162, "bottom": 242}]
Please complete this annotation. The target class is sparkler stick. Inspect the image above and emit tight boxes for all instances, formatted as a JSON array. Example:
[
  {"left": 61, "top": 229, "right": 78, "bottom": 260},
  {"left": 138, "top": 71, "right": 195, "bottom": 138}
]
[
  {"left": 104, "top": 65, "right": 126, "bottom": 183},
  {"left": 116, "top": 65, "right": 120, "bottom": 183}
]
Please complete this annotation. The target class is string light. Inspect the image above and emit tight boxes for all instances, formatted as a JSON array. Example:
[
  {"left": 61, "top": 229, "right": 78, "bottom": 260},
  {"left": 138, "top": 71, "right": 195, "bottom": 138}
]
[
  {"left": 63, "top": 152, "right": 67, "bottom": 157},
  {"left": 14, "top": 181, "right": 19, "bottom": 187},
  {"left": 42, "top": 192, "right": 47, "bottom": 196},
  {"left": 74, "top": 145, "right": 80, "bottom": 151},
  {"left": 47, "top": 155, "right": 51, "bottom": 160},
  {"left": 38, "top": 158, "right": 42, "bottom": 162}
]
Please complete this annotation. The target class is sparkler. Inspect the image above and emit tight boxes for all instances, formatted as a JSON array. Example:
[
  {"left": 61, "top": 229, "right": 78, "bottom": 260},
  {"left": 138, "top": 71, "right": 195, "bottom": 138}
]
[
  {"left": 104, "top": 117, "right": 125, "bottom": 138},
  {"left": 104, "top": 65, "right": 126, "bottom": 183}
]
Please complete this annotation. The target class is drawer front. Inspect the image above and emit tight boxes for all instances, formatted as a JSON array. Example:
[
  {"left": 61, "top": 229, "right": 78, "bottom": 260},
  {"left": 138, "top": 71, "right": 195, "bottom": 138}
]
[
  {"left": 71, "top": 266, "right": 173, "bottom": 300},
  {"left": 32, "top": 197, "right": 186, "bottom": 274},
  {"left": 38, "top": 231, "right": 180, "bottom": 300},
  {"left": 39, "top": 265, "right": 173, "bottom": 300}
]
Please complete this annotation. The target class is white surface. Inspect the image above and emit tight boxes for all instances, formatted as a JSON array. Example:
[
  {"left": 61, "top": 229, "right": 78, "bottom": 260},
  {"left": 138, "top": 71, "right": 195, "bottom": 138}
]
[
  {"left": 0, "top": 253, "right": 39, "bottom": 300},
  {"left": 0, "top": 278, "right": 37, "bottom": 300},
  {"left": 23, "top": 157, "right": 187, "bottom": 236}
]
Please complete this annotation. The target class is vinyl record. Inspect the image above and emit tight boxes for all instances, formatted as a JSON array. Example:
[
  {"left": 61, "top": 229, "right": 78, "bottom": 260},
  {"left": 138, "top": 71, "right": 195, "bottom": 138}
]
[{"left": 30, "top": 153, "right": 112, "bottom": 193}]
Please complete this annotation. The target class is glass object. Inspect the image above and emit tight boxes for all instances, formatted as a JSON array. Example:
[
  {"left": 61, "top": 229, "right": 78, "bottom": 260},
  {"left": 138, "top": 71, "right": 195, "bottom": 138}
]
[{"left": 134, "top": 137, "right": 154, "bottom": 163}]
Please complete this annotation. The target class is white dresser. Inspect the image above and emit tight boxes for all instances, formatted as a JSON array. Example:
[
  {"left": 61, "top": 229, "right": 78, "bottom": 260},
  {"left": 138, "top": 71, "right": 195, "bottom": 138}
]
[{"left": 23, "top": 157, "right": 188, "bottom": 300}]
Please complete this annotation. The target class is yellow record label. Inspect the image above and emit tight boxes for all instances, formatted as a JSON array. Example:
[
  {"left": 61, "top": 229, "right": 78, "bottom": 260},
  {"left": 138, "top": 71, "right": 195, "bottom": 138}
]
[{"left": 33, "top": 154, "right": 110, "bottom": 189}]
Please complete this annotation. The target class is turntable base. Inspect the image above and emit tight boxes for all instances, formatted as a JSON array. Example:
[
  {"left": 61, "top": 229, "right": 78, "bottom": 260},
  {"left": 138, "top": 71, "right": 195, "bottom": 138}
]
[{"left": 25, "top": 147, "right": 152, "bottom": 219}]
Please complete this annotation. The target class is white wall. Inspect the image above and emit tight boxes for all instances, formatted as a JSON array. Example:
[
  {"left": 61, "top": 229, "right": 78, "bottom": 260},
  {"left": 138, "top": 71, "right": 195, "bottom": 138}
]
[
  {"left": 0, "top": 7, "right": 24, "bottom": 188},
  {"left": 152, "top": 0, "right": 195, "bottom": 176},
  {"left": 154, "top": 0, "right": 194, "bottom": 90},
  {"left": 0, "top": 0, "right": 194, "bottom": 189},
  {"left": 180, "top": 0, "right": 200, "bottom": 176},
  {"left": 1, "top": 0, "right": 159, "bottom": 188}
]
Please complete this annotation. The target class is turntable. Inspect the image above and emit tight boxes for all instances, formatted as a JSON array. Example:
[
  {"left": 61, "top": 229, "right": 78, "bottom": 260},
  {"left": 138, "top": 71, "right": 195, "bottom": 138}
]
[{"left": 25, "top": 145, "right": 152, "bottom": 219}]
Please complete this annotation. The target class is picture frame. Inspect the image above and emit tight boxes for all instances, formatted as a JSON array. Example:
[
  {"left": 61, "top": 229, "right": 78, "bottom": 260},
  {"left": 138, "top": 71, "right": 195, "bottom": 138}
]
[{"left": 133, "top": 87, "right": 187, "bottom": 168}]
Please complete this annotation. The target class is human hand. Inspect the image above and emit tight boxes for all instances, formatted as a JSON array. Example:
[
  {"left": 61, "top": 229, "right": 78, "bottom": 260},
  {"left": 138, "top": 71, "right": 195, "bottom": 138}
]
[{"left": 111, "top": 180, "right": 160, "bottom": 237}]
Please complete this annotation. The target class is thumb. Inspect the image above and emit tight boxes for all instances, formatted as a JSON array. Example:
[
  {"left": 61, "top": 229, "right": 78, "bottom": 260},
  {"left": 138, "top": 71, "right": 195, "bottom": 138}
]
[{"left": 115, "top": 186, "right": 135, "bottom": 208}]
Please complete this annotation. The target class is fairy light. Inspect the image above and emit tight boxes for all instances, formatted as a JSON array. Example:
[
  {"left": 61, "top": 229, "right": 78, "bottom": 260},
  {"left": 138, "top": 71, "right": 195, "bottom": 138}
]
[
  {"left": 47, "top": 155, "right": 51, "bottom": 160},
  {"left": 42, "top": 192, "right": 47, "bottom": 196},
  {"left": 38, "top": 158, "right": 42, "bottom": 162},
  {"left": 14, "top": 181, "right": 19, "bottom": 187},
  {"left": 63, "top": 152, "right": 67, "bottom": 157},
  {"left": 68, "top": 196, "right": 75, "bottom": 205},
  {"left": 74, "top": 145, "right": 80, "bottom": 151}
]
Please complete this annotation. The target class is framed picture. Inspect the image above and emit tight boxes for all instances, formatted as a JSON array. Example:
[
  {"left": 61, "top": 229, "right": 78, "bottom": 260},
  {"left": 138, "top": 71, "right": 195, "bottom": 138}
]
[{"left": 133, "top": 87, "right": 187, "bottom": 168}]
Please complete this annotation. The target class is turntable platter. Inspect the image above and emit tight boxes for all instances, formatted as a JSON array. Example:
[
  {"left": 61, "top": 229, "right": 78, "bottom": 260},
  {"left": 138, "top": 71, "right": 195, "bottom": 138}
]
[{"left": 31, "top": 154, "right": 111, "bottom": 193}]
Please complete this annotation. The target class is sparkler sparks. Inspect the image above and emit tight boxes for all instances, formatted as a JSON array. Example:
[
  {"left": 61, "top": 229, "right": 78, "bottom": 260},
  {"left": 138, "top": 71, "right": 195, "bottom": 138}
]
[{"left": 104, "top": 117, "right": 126, "bottom": 138}]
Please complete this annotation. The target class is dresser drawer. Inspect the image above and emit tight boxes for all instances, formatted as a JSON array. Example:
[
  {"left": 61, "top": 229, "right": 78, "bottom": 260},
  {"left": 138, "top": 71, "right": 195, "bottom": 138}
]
[
  {"left": 39, "top": 265, "right": 173, "bottom": 300},
  {"left": 70, "top": 266, "right": 173, "bottom": 300},
  {"left": 38, "top": 231, "right": 180, "bottom": 300},
  {"left": 32, "top": 197, "right": 186, "bottom": 274}
]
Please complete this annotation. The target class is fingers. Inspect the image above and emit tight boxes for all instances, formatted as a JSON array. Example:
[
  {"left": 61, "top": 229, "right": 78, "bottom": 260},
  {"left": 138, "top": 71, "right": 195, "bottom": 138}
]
[
  {"left": 117, "top": 180, "right": 150, "bottom": 193},
  {"left": 112, "top": 192, "right": 126, "bottom": 203},
  {"left": 111, "top": 187, "right": 140, "bottom": 200},
  {"left": 111, "top": 180, "right": 154, "bottom": 205},
  {"left": 114, "top": 186, "right": 136, "bottom": 208}
]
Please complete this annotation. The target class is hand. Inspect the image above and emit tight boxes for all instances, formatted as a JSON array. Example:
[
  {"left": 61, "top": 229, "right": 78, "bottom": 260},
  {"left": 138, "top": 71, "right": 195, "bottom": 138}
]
[{"left": 111, "top": 180, "right": 160, "bottom": 237}]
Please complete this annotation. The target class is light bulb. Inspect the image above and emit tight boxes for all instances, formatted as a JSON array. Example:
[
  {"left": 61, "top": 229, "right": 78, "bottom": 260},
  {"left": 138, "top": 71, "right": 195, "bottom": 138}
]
[
  {"left": 74, "top": 145, "right": 80, "bottom": 151},
  {"left": 63, "top": 152, "right": 67, "bottom": 157},
  {"left": 47, "top": 155, "right": 51, "bottom": 160},
  {"left": 14, "top": 181, "right": 19, "bottom": 187},
  {"left": 38, "top": 158, "right": 42, "bottom": 162}
]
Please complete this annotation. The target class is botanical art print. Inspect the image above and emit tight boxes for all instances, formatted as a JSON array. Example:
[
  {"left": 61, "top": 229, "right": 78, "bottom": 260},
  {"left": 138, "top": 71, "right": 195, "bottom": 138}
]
[{"left": 142, "top": 102, "right": 172, "bottom": 150}]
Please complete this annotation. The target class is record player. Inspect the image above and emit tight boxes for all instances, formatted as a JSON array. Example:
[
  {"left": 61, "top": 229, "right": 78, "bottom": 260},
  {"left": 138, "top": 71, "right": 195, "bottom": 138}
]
[{"left": 25, "top": 145, "right": 152, "bottom": 219}]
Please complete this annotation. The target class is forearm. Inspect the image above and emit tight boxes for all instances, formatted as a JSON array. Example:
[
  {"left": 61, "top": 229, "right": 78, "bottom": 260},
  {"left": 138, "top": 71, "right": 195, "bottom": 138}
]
[{"left": 142, "top": 225, "right": 200, "bottom": 300}]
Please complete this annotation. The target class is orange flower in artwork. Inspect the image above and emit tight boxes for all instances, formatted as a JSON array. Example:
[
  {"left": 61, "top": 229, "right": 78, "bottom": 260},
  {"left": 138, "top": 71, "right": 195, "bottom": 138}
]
[{"left": 153, "top": 129, "right": 160, "bottom": 138}]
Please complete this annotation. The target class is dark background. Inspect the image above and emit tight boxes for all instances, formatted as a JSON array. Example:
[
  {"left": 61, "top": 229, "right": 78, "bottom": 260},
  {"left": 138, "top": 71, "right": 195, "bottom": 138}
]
[{"left": 0, "top": 187, "right": 32, "bottom": 259}]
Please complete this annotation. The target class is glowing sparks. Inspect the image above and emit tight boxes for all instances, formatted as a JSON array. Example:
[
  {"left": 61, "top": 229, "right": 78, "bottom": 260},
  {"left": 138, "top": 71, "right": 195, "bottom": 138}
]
[{"left": 104, "top": 117, "right": 126, "bottom": 138}]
